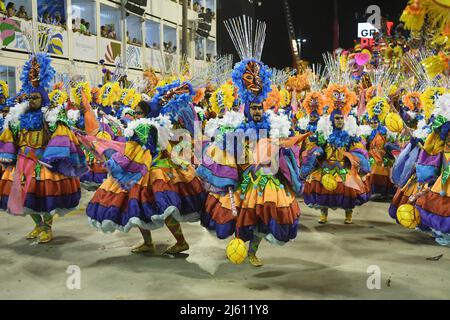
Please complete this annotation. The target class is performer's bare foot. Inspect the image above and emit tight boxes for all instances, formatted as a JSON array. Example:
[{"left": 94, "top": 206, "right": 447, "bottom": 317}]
[
  {"left": 165, "top": 242, "right": 189, "bottom": 254},
  {"left": 131, "top": 242, "right": 156, "bottom": 254}
]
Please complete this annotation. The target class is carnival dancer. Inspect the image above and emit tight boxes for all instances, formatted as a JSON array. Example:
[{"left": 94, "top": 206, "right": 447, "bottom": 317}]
[
  {"left": 413, "top": 93, "right": 450, "bottom": 245},
  {"left": 300, "top": 65, "right": 371, "bottom": 224},
  {"left": 364, "top": 96, "right": 400, "bottom": 199},
  {"left": 198, "top": 16, "right": 307, "bottom": 267},
  {"left": 0, "top": 53, "right": 89, "bottom": 243},
  {"left": 86, "top": 81, "right": 206, "bottom": 254}
]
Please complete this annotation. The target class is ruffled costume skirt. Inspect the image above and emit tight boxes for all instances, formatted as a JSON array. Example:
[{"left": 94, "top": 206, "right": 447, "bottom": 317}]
[
  {"left": 303, "top": 169, "right": 371, "bottom": 210},
  {"left": 201, "top": 168, "right": 300, "bottom": 245},
  {"left": 87, "top": 158, "right": 205, "bottom": 233},
  {"left": 0, "top": 165, "right": 81, "bottom": 216},
  {"left": 415, "top": 175, "right": 450, "bottom": 246},
  {"left": 369, "top": 163, "right": 396, "bottom": 198}
]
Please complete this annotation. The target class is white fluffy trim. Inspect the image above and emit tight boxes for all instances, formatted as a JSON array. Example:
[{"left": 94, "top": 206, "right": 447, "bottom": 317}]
[
  {"left": 434, "top": 93, "right": 450, "bottom": 120},
  {"left": 267, "top": 110, "right": 291, "bottom": 138},
  {"left": 42, "top": 104, "right": 64, "bottom": 126},
  {"left": 4, "top": 101, "right": 29, "bottom": 128},
  {"left": 124, "top": 114, "right": 174, "bottom": 150},
  {"left": 317, "top": 115, "right": 332, "bottom": 139},
  {"left": 67, "top": 109, "right": 80, "bottom": 122},
  {"left": 343, "top": 115, "right": 359, "bottom": 137},
  {"left": 297, "top": 116, "right": 310, "bottom": 131},
  {"left": 358, "top": 124, "right": 373, "bottom": 137},
  {"left": 412, "top": 119, "right": 431, "bottom": 139},
  {"left": 204, "top": 117, "right": 221, "bottom": 138}
]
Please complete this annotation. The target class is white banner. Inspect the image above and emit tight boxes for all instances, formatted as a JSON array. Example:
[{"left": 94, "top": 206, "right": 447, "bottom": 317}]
[
  {"left": 0, "top": 15, "right": 32, "bottom": 51},
  {"left": 126, "top": 45, "right": 142, "bottom": 69},
  {"left": 99, "top": 38, "right": 121, "bottom": 65},
  {"left": 37, "top": 23, "right": 68, "bottom": 57},
  {"left": 72, "top": 33, "right": 97, "bottom": 62}
]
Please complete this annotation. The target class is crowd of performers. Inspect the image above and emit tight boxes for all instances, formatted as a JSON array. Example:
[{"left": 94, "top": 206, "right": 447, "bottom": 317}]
[{"left": 0, "top": 2, "right": 449, "bottom": 267}]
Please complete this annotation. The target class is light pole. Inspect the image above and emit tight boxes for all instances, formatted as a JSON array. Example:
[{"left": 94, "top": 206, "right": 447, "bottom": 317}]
[{"left": 296, "top": 38, "right": 307, "bottom": 59}]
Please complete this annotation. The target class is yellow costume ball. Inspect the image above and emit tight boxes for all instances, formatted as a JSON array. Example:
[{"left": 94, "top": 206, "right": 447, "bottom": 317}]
[
  {"left": 226, "top": 238, "right": 248, "bottom": 264},
  {"left": 396, "top": 204, "right": 421, "bottom": 229},
  {"left": 385, "top": 113, "right": 403, "bottom": 133},
  {"left": 321, "top": 174, "right": 338, "bottom": 192}
]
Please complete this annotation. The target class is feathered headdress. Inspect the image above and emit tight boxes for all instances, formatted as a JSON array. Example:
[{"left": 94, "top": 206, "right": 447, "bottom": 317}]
[
  {"left": 20, "top": 53, "right": 56, "bottom": 93},
  {"left": 71, "top": 82, "right": 92, "bottom": 106},
  {"left": 420, "top": 86, "right": 448, "bottom": 119},
  {"left": 100, "top": 82, "right": 121, "bottom": 106},
  {"left": 225, "top": 15, "right": 272, "bottom": 105},
  {"left": 210, "top": 82, "right": 235, "bottom": 115},
  {"left": 324, "top": 84, "right": 357, "bottom": 116},
  {"left": 120, "top": 88, "right": 136, "bottom": 105},
  {"left": 151, "top": 79, "right": 196, "bottom": 134},
  {"left": 403, "top": 92, "right": 423, "bottom": 111},
  {"left": 303, "top": 91, "right": 327, "bottom": 116},
  {"left": 0, "top": 81, "right": 9, "bottom": 99},
  {"left": 367, "top": 97, "right": 390, "bottom": 123},
  {"left": 49, "top": 89, "right": 68, "bottom": 107}
]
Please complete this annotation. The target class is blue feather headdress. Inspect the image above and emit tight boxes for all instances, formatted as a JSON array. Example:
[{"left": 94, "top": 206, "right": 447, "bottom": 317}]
[
  {"left": 20, "top": 53, "right": 56, "bottom": 94},
  {"left": 151, "top": 80, "right": 196, "bottom": 134}
]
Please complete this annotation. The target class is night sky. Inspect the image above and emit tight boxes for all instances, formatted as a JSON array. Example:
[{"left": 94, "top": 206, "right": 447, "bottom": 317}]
[{"left": 217, "top": 0, "right": 407, "bottom": 68}]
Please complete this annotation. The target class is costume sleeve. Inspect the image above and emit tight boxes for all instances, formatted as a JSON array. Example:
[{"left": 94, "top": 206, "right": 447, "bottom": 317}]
[
  {"left": 279, "top": 146, "right": 303, "bottom": 195},
  {"left": 391, "top": 142, "right": 420, "bottom": 187},
  {"left": 197, "top": 142, "right": 239, "bottom": 191},
  {"left": 299, "top": 139, "right": 324, "bottom": 178},
  {"left": 416, "top": 132, "right": 443, "bottom": 184},
  {"left": 0, "top": 128, "right": 17, "bottom": 165},
  {"left": 349, "top": 141, "right": 371, "bottom": 175},
  {"left": 41, "top": 123, "right": 88, "bottom": 177},
  {"left": 104, "top": 141, "right": 151, "bottom": 190}
]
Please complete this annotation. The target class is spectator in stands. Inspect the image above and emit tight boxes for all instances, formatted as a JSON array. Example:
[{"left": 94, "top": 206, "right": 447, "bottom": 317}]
[
  {"left": 193, "top": 1, "right": 199, "bottom": 12},
  {"left": 54, "top": 11, "right": 63, "bottom": 26},
  {"left": 42, "top": 11, "right": 50, "bottom": 24},
  {"left": 101, "top": 26, "right": 108, "bottom": 38},
  {"left": 108, "top": 26, "right": 116, "bottom": 40},
  {"left": 85, "top": 22, "right": 91, "bottom": 35},
  {"left": 6, "top": 2, "right": 15, "bottom": 17},
  {"left": 79, "top": 19, "right": 87, "bottom": 33},
  {"left": 16, "top": 5, "right": 27, "bottom": 19}
]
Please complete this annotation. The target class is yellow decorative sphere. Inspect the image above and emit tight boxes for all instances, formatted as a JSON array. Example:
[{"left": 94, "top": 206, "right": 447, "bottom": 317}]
[
  {"left": 321, "top": 173, "right": 338, "bottom": 192},
  {"left": 385, "top": 112, "right": 403, "bottom": 133},
  {"left": 96, "top": 131, "right": 112, "bottom": 140},
  {"left": 396, "top": 204, "right": 421, "bottom": 229},
  {"left": 226, "top": 238, "right": 248, "bottom": 264}
]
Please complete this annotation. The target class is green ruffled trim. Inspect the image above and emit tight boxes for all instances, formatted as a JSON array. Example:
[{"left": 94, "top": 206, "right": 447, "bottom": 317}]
[
  {"left": 238, "top": 169, "right": 283, "bottom": 196},
  {"left": 321, "top": 167, "right": 349, "bottom": 183}
]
